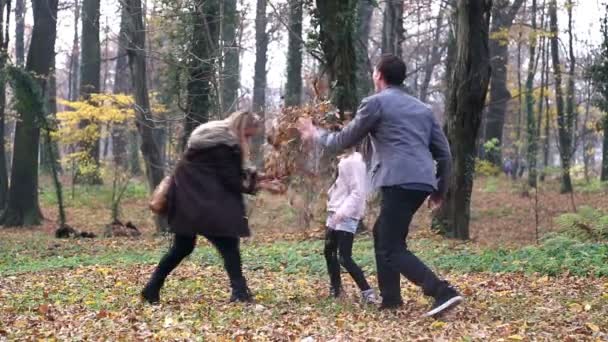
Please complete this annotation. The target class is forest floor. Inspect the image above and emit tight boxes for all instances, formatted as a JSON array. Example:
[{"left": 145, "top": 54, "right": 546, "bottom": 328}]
[{"left": 1, "top": 176, "right": 608, "bottom": 340}]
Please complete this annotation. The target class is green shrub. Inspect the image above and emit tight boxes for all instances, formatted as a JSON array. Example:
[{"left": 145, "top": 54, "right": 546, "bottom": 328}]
[
  {"left": 553, "top": 206, "right": 608, "bottom": 241},
  {"left": 574, "top": 179, "right": 608, "bottom": 194},
  {"left": 476, "top": 159, "right": 501, "bottom": 177}
]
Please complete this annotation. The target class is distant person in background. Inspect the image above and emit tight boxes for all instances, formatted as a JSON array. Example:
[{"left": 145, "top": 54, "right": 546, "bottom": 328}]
[
  {"left": 518, "top": 158, "right": 527, "bottom": 178},
  {"left": 324, "top": 147, "right": 379, "bottom": 304},
  {"left": 503, "top": 157, "right": 513, "bottom": 178}
]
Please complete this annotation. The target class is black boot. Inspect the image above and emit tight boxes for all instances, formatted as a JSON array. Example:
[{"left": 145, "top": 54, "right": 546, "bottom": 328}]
[
  {"left": 229, "top": 278, "right": 253, "bottom": 303},
  {"left": 141, "top": 270, "right": 165, "bottom": 305},
  {"left": 329, "top": 286, "right": 343, "bottom": 299},
  {"left": 141, "top": 282, "right": 161, "bottom": 305}
]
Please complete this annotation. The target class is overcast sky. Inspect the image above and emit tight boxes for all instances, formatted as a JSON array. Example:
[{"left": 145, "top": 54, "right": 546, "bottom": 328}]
[{"left": 9, "top": 0, "right": 607, "bottom": 98}]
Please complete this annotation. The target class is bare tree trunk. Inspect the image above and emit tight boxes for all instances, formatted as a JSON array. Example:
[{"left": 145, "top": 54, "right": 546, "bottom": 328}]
[
  {"left": 382, "top": 0, "right": 404, "bottom": 57},
  {"left": 525, "top": 0, "right": 538, "bottom": 188},
  {"left": 434, "top": 0, "right": 492, "bottom": 240},
  {"left": 284, "top": 0, "right": 303, "bottom": 107},
  {"left": 355, "top": 0, "right": 373, "bottom": 100},
  {"left": 582, "top": 76, "right": 593, "bottom": 183},
  {"left": 537, "top": 1, "right": 548, "bottom": 181},
  {"left": 315, "top": 0, "right": 359, "bottom": 116},
  {"left": 181, "top": 0, "right": 220, "bottom": 148},
  {"left": 484, "top": 0, "right": 525, "bottom": 165},
  {"left": 1, "top": 0, "right": 59, "bottom": 227},
  {"left": 124, "top": 0, "right": 167, "bottom": 231},
  {"left": 112, "top": 4, "right": 131, "bottom": 170},
  {"left": 252, "top": 0, "right": 268, "bottom": 167},
  {"left": 221, "top": 0, "right": 239, "bottom": 114},
  {"left": 419, "top": 3, "right": 446, "bottom": 103},
  {"left": 68, "top": 0, "right": 80, "bottom": 101},
  {"left": 40, "top": 52, "right": 62, "bottom": 175},
  {"left": 78, "top": 0, "right": 102, "bottom": 184},
  {"left": 549, "top": 0, "right": 573, "bottom": 193},
  {"left": 0, "top": 0, "right": 10, "bottom": 210},
  {"left": 15, "top": 0, "right": 25, "bottom": 67},
  {"left": 563, "top": 0, "right": 577, "bottom": 190}
]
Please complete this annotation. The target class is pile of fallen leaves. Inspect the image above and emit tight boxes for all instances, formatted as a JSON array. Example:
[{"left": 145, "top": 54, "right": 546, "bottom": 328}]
[{"left": 264, "top": 102, "right": 343, "bottom": 182}]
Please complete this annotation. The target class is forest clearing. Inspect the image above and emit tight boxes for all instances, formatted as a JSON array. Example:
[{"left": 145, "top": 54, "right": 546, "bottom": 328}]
[
  {"left": 1, "top": 0, "right": 608, "bottom": 340},
  {"left": 1, "top": 177, "right": 608, "bottom": 340}
]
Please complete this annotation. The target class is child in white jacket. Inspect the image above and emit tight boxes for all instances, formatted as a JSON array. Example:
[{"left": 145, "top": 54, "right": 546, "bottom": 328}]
[{"left": 325, "top": 148, "right": 379, "bottom": 304}]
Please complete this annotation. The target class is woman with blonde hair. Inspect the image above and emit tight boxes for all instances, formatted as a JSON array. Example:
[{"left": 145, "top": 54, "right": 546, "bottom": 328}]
[{"left": 142, "top": 111, "right": 277, "bottom": 304}]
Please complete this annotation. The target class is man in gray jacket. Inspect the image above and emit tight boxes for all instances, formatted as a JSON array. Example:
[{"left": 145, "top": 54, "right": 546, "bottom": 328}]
[{"left": 298, "top": 54, "right": 463, "bottom": 317}]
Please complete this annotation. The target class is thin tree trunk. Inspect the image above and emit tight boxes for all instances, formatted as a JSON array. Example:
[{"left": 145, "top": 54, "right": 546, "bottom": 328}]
[
  {"left": 355, "top": 0, "right": 373, "bottom": 100},
  {"left": 252, "top": 0, "right": 268, "bottom": 167},
  {"left": 549, "top": 0, "right": 572, "bottom": 193},
  {"left": 112, "top": 4, "right": 131, "bottom": 169},
  {"left": 78, "top": 0, "right": 102, "bottom": 184},
  {"left": 15, "top": 0, "right": 25, "bottom": 67},
  {"left": 484, "top": 0, "right": 525, "bottom": 165},
  {"left": 582, "top": 77, "right": 593, "bottom": 183},
  {"left": 537, "top": 4, "right": 548, "bottom": 181},
  {"left": 40, "top": 52, "right": 62, "bottom": 175},
  {"left": 525, "top": 0, "right": 538, "bottom": 188},
  {"left": 435, "top": 0, "right": 492, "bottom": 240},
  {"left": 284, "top": 0, "right": 303, "bottom": 107},
  {"left": 419, "top": 3, "right": 446, "bottom": 103},
  {"left": 124, "top": 0, "right": 167, "bottom": 231},
  {"left": 0, "top": 0, "right": 10, "bottom": 210},
  {"left": 564, "top": 0, "right": 577, "bottom": 189},
  {"left": 315, "top": 0, "right": 359, "bottom": 116},
  {"left": 382, "top": 0, "right": 404, "bottom": 57},
  {"left": 181, "top": 0, "right": 220, "bottom": 148},
  {"left": 221, "top": 0, "right": 239, "bottom": 114},
  {"left": 1, "top": 0, "right": 59, "bottom": 227}
]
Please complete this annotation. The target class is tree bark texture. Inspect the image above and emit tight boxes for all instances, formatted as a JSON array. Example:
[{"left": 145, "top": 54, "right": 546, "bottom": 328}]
[
  {"left": 78, "top": 0, "right": 102, "bottom": 183},
  {"left": 355, "top": 0, "right": 374, "bottom": 100},
  {"left": 181, "top": 0, "right": 220, "bottom": 148},
  {"left": 124, "top": 0, "right": 167, "bottom": 231},
  {"left": 315, "top": 0, "right": 359, "bottom": 116},
  {"left": 2, "top": 0, "right": 59, "bottom": 227},
  {"left": 252, "top": 0, "right": 268, "bottom": 166},
  {"left": 284, "top": 0, "right": 303, "bottom": 107},
  {"left": 549, "top": 0, "right": 573, "bottom": 193},
  {"left": 483, "top": 0, "right": 524, "bottom": 165},
  {"left": 435, "top": 0, "right": 492, "bottom": 240},
  {"left": 221, "top": 0, "right": 239, "bottom": 114},
  {"left": 382, "top": 0, "right": 404, "bottom": 57}
]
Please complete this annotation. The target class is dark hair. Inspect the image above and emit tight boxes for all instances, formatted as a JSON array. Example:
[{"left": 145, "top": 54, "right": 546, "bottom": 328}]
[{"left": 376, "top": 54, "right": 406, "bottom": 86}]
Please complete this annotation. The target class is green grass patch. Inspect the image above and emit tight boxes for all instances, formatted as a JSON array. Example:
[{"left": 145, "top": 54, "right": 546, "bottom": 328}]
[
  {"left": 39, "top": 181, "right": 148, "bottom": 208},
  {"left": 2, "top": 232, "right": 607, "bottom": 277}
]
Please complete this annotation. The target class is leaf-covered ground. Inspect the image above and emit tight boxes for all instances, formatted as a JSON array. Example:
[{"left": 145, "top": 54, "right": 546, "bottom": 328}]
[{"left": 1, "top": 231, "right": 607, "bottom": 341}]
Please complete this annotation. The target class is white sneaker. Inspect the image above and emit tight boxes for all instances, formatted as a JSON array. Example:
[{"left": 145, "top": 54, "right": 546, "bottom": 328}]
[{"left": 361, "top": 289, "right": 382, "bottom": 305}]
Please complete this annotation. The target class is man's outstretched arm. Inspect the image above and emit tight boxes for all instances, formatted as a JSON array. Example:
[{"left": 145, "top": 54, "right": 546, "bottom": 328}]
[{"left": 299, "top": 97, "right": 382, "bottom": 154}]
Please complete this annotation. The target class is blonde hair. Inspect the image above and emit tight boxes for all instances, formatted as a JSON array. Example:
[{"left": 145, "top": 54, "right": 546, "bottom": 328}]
[
  {"left": 227, "top": 111, "right": 261, "bottom": 165},
  {"left": 187, "top": 111, "right": 261, "bottom": 165}
]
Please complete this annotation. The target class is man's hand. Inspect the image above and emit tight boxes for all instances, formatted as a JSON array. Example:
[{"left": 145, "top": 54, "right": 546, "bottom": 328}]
[
  {"left": 428, "top": 192, "right": 443, "bottom": 210},
  {"left": 296, "top": 117, "right": 316, "bottom": 143}
]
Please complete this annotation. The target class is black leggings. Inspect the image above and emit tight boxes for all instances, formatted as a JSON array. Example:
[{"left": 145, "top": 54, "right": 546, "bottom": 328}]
[
  {"left": 148, "top": 234, "right": 246, "bottom": 290},
  {"left": 324, "top": 228, "right": 371, "bottom": 292}
]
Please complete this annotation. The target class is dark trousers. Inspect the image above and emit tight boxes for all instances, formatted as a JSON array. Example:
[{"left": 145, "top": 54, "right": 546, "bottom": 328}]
[
  {"left": 324, "top": 228, "right": 371, "bottom": 292},
  {"left": 147, "top": 234, "right": 247, "bottom": 290},
  {"left": 373, "top": 187, "right": 445, "bottom": 304}
]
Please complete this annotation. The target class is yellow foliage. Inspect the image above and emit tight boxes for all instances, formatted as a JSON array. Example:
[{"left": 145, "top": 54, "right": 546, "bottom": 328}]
[{"left": 56, "top": 93, "right": 140, "bottom": 175}]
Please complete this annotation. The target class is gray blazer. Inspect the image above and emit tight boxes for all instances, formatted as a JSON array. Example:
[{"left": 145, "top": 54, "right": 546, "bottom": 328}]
[{"left": 316, "top": 86, "right": 452, "bottom": 194}]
